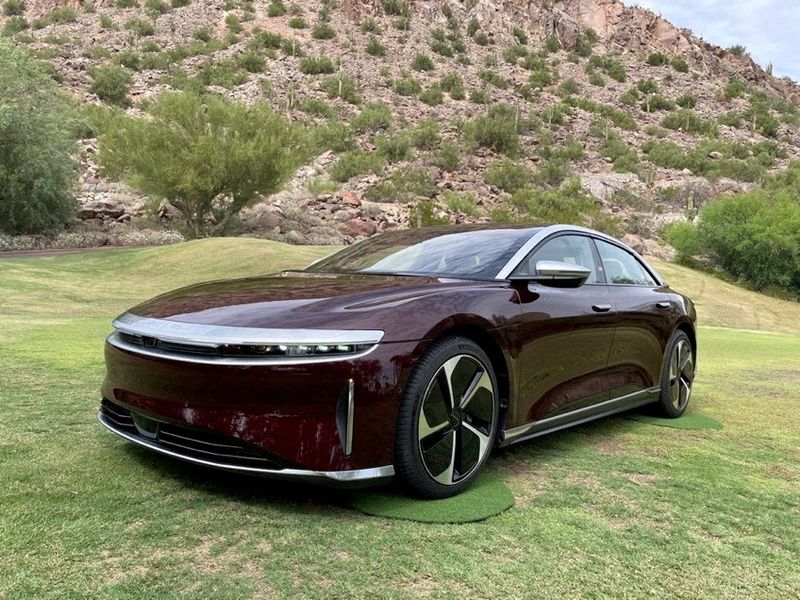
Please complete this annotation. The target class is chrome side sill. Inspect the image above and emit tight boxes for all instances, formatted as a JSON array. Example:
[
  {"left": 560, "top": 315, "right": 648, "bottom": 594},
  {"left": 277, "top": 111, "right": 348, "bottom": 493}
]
[
  {"left": 98, "top": 413, "right": 395, "bottom": 483},
  {"left": 498, "top": 386, "right": 660, "bottom": 447}
]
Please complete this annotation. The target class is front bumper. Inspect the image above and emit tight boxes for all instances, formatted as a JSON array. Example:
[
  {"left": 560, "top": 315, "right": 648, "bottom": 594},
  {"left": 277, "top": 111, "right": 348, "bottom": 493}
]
[{"left": 98, "top": 405, "right": 394, "bottom": 485}]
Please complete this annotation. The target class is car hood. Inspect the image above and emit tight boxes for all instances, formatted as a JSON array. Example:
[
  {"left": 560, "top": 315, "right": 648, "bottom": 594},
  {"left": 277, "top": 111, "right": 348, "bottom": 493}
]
[{"left": 126, "top": 271, "right": 472, "bottom": 336}]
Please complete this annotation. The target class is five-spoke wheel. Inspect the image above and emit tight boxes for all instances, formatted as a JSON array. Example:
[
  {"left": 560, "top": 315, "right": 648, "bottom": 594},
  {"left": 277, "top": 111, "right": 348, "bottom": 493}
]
[
  {"left": 395, "top": 337, "right": 499, "bottom": 498},
  {"left": 656, "top": 330, "right": 695, "bottom": 417}
]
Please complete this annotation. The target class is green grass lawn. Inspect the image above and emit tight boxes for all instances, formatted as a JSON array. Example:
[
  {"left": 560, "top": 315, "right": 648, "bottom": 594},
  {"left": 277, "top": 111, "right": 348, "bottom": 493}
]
[{"left": 1, "top": 240, "right": 799, "bottom": 598}]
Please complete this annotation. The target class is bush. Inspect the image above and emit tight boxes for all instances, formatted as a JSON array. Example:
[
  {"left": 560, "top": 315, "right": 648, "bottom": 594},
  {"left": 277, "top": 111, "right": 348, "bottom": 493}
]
[
  {"left": 224, "top": 14, "right": 242, "bottom": 34},
  {"left": 322, "top": 72, "right": 360, "bottom": 104},
  {"left": 236, "top": 50, "right": 265, "bottom": 73},
  {"left": 365, "top": 36, "right": 385, "bottom": 57},
  {"left": 668, "top": 191, "right": 800, "bottom": 294},
  {"left": 308, "top": 121, "right": 355, "bottom": 153},
  {"left": 267, "top": 0, "right": 285, "bottom": 16},
  {"left": 391, "top": 73, "right": 421, "bottom": 96},
  {"left": 288, "top": 16, "right": 306, "bottom": 28},
  {"left": 115, "top": 0, "right": 138, "bottom": 6},
  {"left": 484, "top": 158, "right": 531, "bottom": 193},
  {"left": 641, "top": 94, "right": 675, "bottom": 112},
  {"left": 647, "top": 52, "right": 668, "bottom": 66},
  {"left": 351, "top": 101, "right": 392, "bottom": 132},
  {"left": 361, "top": 18, "right": 380, "bottom": 34},
  {"left": 724, "top": 77, "right": 747, "bottom": 99},
  {"left": 661, "top": 109, "right": 717, "bottom": 135},
  {"left": 376, "top": 133, "right": 412, "bottom": 162},
  {"left": 478, "top": 69, "right": 508, "bottom": 89},
  {"left": 382, "top": 0, "right": 409, "bottom": 17},
  {"left": 330, "top": 150, "right": 384, "bottom": 182},
  {"left": 0, "top": 40, "right": 77, "bottom": 234},
  {"left": 418, "top": 85, "right": 443, "bottom": 106},
  {"left": 3, "top": 0, "right": 24, "bottom": 16},
  {"left": 115, "top": 51, "right": 142, "bottom": 71},
  {"left": 469, "top": 88, "right": 490, "bottom": 104},
  {"left": 512, "top": 26, "right": 528, "bottom": 45},
  {"left": 2, "top": 15, "right": 27, "bottom": 36},
  {"left": 145, "top": 0, "right": 169, "bottom": 14},
  {"left": 90, "top": 64, "right": 133, "bottom": 106},
  {"left": 663, "top": 221, "right": 703, "bottom": 263},
  {"left": 440, "top": 72, "right": 464, "bottom": 99},
  {"left": 465, "top": 104, "right": 520, "bottom": 156},
  {"left": 411, "top": 53, "right": 434, "bottom": 71},
  {"left": 365, "top": 168, "right": 435, "bottom": 203},
  {"left": 125, "top": 17, "right": 155, "bottom": 36},
  {"left": 96, "top": 91, "right": 305, "bottom": 237},
  {"left": 196, "top": 59, "right": 247, "bottom": 88},
  {"left": 171, "top": 0, "right": 190, "bottom": 7},
  {"left": 588, "top": 53, "right": 626, "bottom": 82},
  {"left": 192, "top": 26, "right": 212, "bottom": 42},
  {"left": 299, "top": 55, "right": 335, "bottom": 74},
  {"left": 671, "top": 56, "right": 689, "bottom": 73},
  {"left": 311, "top": 22, "right": 335, "bottom": 39},
  {"left": 409, "top": 118, "right": 440, "bottom": 149},
  {"left": 557, "top": 77, "right": 580, "bottom": 96},
  {"left": 676, "top": 93, "right": 697, "bottom": 109},
  {"left": 435, "top": 140, "right": 460, "bottom": 172},
  {"left": 298, "top": 96, "right": 333, "bottom": 118}
]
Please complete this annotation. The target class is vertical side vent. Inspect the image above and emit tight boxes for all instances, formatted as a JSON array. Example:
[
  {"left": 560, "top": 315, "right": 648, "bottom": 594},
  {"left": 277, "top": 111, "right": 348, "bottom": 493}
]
[{"left": 335, "top": 379, "right": 355, "bottom": 457}]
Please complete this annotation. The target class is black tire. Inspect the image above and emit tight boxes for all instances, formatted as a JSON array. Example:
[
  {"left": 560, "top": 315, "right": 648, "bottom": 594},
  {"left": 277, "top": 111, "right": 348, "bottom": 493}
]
[
  {"left": 394, "top": 336, "right": 499, "bottom": 499},
  {"left": 653, "top": 330, "right": 695, "bottom": 418}
]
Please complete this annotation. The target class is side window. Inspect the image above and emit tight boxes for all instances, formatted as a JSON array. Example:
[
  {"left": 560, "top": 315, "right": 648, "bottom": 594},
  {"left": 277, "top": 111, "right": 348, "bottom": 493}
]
[
  {"left": 514, "top": 235, "right": 599, "bottom": 283},
  {"left": 595, "top": 239, "right": 656, "bottom": 286}
]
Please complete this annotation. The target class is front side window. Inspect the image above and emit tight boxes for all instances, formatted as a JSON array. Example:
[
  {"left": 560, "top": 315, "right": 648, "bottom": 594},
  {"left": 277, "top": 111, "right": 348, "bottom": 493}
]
[
  {"left": 514, "top": 235, "right": 600, "bottom": 283},
  {"left": 595, "top": 239, "right": 656, "bottom": 286}
]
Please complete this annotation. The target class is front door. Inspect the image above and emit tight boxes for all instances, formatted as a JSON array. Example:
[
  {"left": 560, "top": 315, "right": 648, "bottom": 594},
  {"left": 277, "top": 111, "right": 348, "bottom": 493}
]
[{"left": 509, "top": 234, "right": 617, "bottom": 425}]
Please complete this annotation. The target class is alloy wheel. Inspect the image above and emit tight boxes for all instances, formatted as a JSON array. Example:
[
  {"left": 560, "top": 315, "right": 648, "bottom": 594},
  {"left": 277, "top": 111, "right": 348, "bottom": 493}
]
[
  {"left": 417, "top": 355, "right": 495, "bottom": 485},
  {"left": 670, "top": 339, "right": 694, "bottom": 410}
]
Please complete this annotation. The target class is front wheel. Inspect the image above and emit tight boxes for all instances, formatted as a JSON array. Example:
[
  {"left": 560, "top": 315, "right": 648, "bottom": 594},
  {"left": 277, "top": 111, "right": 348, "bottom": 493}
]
[
  {"left": 394, "top": 337, "right": 499, "bottom": 498},
  {"left": 654, "top": 330, "right": 695, "bottom": 418}
]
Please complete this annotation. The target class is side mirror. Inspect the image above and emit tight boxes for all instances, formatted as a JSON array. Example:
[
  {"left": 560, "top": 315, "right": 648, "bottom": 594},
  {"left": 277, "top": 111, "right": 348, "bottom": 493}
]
[{"left": 509, "top": 260, "right": 591, "bottom": 288}]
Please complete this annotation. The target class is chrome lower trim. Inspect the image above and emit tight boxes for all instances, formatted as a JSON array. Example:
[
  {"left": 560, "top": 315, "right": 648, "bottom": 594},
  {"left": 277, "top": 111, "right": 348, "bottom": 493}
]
[
  {"left": 113, "top": 313, "right": 385, "bottom": 346},
  {"left": 345, "top": 378, "right": 354, "bottom": 457},
  {"left": 499, "top": 386, "right": 660, "bottom": 446},
  {"left": 106, "top": 332, "right": 381, "bottom": 366},
  {"left": 98, "top": 412, "right": 394, "bottom": 483}
]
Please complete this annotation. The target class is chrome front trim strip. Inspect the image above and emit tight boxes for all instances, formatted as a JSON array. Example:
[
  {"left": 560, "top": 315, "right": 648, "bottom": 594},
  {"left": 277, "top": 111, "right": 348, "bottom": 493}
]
[
  {"left": 345, "top": 378, "right": 355, "bottom": 456},
  {"left": 114, "top": 312, "right": 385, "bottom": 346},
  {"left": 98, "top": 412, "right": 394, "bottom": 482},
  {"left": 107, "top": 332, "right": 381, "bottom": 366},
  {"left": 494, "top": 224, "right": 664, "bottom": 285}
]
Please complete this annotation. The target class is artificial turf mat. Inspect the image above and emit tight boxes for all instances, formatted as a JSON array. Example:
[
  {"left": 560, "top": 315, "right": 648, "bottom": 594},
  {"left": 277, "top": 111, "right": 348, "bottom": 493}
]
[
  {"left": 343, "top": 476, "right": 514, "bottom": 524},
  {"left": 625, "top": 410, "right": 723, "bottom": 430}
]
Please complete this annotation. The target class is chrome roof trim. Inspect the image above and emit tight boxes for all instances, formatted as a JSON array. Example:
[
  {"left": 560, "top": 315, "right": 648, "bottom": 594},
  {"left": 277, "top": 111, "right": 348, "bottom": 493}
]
[
  {"left": 113, "top": 312, "right": 385, "bottom": 346},
  {"left": 494, "top": 224, "right": 663, "bottom": 285},
  {"left": 98, "top": 413, "right": 395, "bottom": 482},
  {"left": 106, "top": 332, "right": 381, "bottom": 366}
]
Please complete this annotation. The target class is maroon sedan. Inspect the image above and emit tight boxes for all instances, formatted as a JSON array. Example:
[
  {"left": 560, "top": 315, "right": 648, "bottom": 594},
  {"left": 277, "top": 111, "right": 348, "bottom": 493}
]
[{"left": 99, "top": 224, "right": 696, "bottom": 498}]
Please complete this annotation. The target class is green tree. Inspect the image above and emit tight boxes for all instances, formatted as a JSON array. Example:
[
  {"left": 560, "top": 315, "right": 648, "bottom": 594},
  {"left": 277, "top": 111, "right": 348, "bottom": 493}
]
[
  {"left": 96, "top": 91, "right": 306, "bottom": 237},
  {"left": 0, "top": 40, "right": 76, "bottom": 234}
]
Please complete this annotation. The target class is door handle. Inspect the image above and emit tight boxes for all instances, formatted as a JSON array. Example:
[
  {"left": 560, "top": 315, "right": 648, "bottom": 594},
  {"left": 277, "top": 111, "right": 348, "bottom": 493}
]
[
  {"left": 592, "top": 304, "right": 612, "bottom": 313},
  {"left": 655, "top": 302, "right": 671, "bottom": 309}
]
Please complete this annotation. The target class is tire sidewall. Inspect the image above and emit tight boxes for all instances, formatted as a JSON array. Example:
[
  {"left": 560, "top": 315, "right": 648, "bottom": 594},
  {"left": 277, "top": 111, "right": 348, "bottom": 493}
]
[{"left": 395, "top": 336, "right": 499, "bottom": 498}]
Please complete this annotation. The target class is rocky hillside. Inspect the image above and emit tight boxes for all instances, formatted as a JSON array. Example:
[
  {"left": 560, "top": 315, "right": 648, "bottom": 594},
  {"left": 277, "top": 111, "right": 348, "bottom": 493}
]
[{"left": 2, "top": 0, "right": 799, "bottom": 252}]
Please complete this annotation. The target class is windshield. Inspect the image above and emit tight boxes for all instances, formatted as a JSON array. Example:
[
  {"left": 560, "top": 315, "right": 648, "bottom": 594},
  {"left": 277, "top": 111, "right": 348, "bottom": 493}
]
[{"left": 306, "top": 227, "right": 537, "bottom": 279}]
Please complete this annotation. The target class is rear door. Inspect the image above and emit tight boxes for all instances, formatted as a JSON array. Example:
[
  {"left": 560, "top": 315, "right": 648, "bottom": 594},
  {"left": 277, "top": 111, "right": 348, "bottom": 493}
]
[
  {"left": 510, "top": 234, "right": 617, "bottom": 424},
  {"left": 593, "top": 238, "right": 675, "bottom": 397}
]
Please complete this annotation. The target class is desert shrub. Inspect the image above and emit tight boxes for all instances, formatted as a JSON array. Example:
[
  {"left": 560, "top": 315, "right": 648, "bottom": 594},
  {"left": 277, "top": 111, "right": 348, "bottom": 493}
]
[
  {"left": 588, "top": 72, "right": 605, "bottom": 87},
  {"left": 90, "top": 64, "right": 132, "bottom": 106},
  {"left": 330, "top": 149, "right": 384, "bottom": 182},
  {"left": 248, "top": 29, "right": 282, "bottom": 50},
  {"left": 360, "top": 18, "right": 380, "bottom": 34},
  {"left": 478, "top": 69, "right": 508, "bottom": 89},
  {"left": 376, "top": 133, "right": 412, "bottom": 162},
  {"left": 281, "top": 37, "right": 302, "bottom": 56},
  {"left": 299, "top": 55, "right": 335, "bottom": 74},
  {"left": 464, "top": 104, "right": 519, "bottom": 156},
  {"left": 503, "top": 43, "right": 527, "bottom": 64},
  {"left": 663, "top": 221, "right": 703, "bottom": 263},
  {"left": 224, "top": 13, "right": 242, "bottom": 34},
  {"left": 115, "top": 0, "right": 137, "bottom": 6},
  {"left": 557, "top": 77, "right": 580, "bottom": 96},
  {"left": 641, "top": 94, "right": 675, "bottom": 112},
  {"left": 467, "top": 18, "right": 479, "bottom": 37},
  {"left": 141, "top": 40, "right": 160, "bottom": 52},
  {"left": 512, "top": 26, "right": 528, "bottom": 45},
  {"left": 351, "top": 101, "right": 392, "bottom": 132},
  {"left": 435, "top": 140, "right": 460, "bottom": 171},
  {"left": 544, "top": 35, "right": 560, "bottom": 53},
  {"left": 671, "top": 56, "right": 689, "bottom": 73},
  {"left": 430, "top": 38, "right": 453, "bottom": 58},
  {"left": 411, "top": 199, "right": 448, "bottom": 227},
  {"left": 724, "top": 77, "right": 747, "bottom": 99},
  {"left": 726, "top": 44, "right": 747, "bottom": 56},
  {"left": 418, "top": 85, "right": 443, "bottom": 106},
  {"left": 236, "top": 50, "right": 265, "bottom": 73},
  {"left": 719, "top": 110, "right": 742, "bottom": 128},
  {"left": 192, "top": 26, "right": 213, "bottom": 42},
  {"left": 744, "top": 101, "right": 780, "bottom": 138},
  {"left": 196, "top": 59, "right": 247, "bottom": 88},
  {"left": 288, "top": 16, "right": 306, "bottom": 28},
  {"left": 647, "top": 52, "right": 668, "bottom": 66},
  {"left": 440, "top": 72, "right": 464, "bottom": 99},
  {"left": 322, "top": 72, "right": 360, "bottom": 104},
  {"left": 3, "top": 0, "right": 24, "bottom": 15},
  {"left": 267, "top": 0, "right": 285, "bottom": 16},
  {"left": 298, "top": 96, "right": 333, "bottom": 118},
  {"left": 409, "top": 118, "right": 440, "bottom": 149},
  {"left": 484, "top": 158, "right": 531, "bottom": 193},
  {"left": 365, "top": 36, "right": 385, "bottom": 56},
  {"left": 566, "top": 96, "right": 637, "bottom": 130},
  {"left": 540, "top": 102, "right": 570, "bottom": 127},
  {"left": 469, "top": 88, "right": 490, "bottom": 104},
  {"left": 588, "top": 53, "right": 626, "bottom": 82},
  {"left": 125, "top": 17, "right": 155, "bottom": 36},
  {"left": 382, "top": 0, "right": 409, "bottom": 17},
  {"left": 312, "top": 22, "right": 335, "bottom": 39},
  {"left": 145, "top": 0, "right": 169, "bottom": 14},
  {"left": 619, "top": 88, "right": 638, "bottom": 107},
  {"left": 96, "top": 91, "right": 305, "bottom": 237},
  {"left": 2, "top": 15, "right": 28, "bottom": 35},
  {"left": 637, "top": 79, "right": 659, "bottom": 94},
  {"left": 661, "top": 109, "right": 717, "bottom": 135},
  {"left": 442, "top": 190, "right": 480, "bottom": 217},
  {"left": 115, "top": 51, "right": 141, "bottom": 71},
  {"left": 171, "top": 0, "right": 190, "bottom": 7},
  {"left": 473, "top": 32, "right": 490, "bottom": 46},
  {"left": 0, "top": 40, "right": 77, "bottom": 234},
  {"left": 676, "top": 93, "right": 697, "bottom": 109},
  {"left": 308, "top": 121, "right": 355, "bottom": 153},
  {"left": 411, "top": 53, "right": 434, "bottom": 71},
  {"left": 667, "top": 190, "right": 800, "bottom": 294},
  {"left": 391, "top": 73, "right": 421, "bottom": 96},
  {"left": 365, "top": 168, "right": 435, "bottom": 203},
  {"left": 85, "top": 46, "right": 112, "bottom": 59}
]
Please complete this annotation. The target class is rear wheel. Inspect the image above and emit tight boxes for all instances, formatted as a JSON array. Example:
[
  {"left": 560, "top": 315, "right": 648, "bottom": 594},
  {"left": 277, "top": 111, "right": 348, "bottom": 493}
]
[
  {"left": 654, "top": 330, "right": 695, "bottom": 418},
  {"left": 394, "top": 337, "right": 499, "bottom": 498}
]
